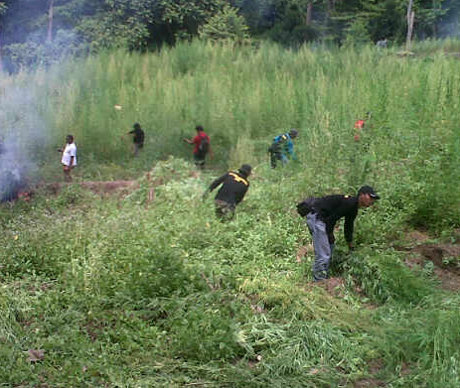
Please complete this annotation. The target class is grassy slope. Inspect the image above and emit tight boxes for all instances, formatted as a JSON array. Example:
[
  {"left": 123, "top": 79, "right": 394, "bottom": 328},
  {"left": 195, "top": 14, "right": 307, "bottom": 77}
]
[{"left": 1, "top": 40, "right": 460, "bottom": 386}]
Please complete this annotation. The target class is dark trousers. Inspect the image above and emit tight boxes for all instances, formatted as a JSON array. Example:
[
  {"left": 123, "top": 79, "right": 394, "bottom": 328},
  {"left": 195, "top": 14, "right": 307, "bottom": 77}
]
[
  {"left": 269, "top": 151, "right": 288, "bottom": 168},
  {"left": 215, "top": 199, "right": 235, "bottom": 220},
  {"left": 193, "top": 152, "right": 206, "bottom": 168}
]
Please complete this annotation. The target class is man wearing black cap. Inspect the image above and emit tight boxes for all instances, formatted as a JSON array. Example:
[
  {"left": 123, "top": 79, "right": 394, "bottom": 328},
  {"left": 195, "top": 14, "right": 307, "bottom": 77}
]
[
  {"left": 203, "top": 164, "right": 252, "bottom": 220},
  {"left": 299, "top": 185, "right": 380, "bottom": 281}
]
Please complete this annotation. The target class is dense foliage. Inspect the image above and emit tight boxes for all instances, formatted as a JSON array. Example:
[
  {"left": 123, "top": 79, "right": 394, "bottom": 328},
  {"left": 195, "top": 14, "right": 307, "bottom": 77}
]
[
  {"left": 0, "top": 0, "right": 459, "bottom": 70},
  {"left": 1, "top": 40, "right": 460, "bottom": 385}
]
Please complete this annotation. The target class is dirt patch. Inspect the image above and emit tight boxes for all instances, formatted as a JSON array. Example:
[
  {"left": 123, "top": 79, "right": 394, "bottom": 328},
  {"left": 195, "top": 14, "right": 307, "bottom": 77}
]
[
  {"left": 306, "top": 277, "right": 377, "bottom": 308},
  {"left": 317, "top": 277, "right": 346, "bottom": 297},
  {"left": 354, "top": 378, "right": 386, "bottom": 387},
  {"left": 79, "top": 180, "right": 139, "bottom": 195},
  {"left": 402, "top": 243, "right": 460, "bottom": 291},
  {"left": 84, "top": 318, "right": 110, "bottom": 342},
  {"left": 353, "top": 359, "right": 386, "bottom": 387},
  {"left": 296, "top": 244, "right": 313, "bottom": 262},
  {"left": 414, "top": 244, "right": 460, "bottom": 269},
  {"left": 41, "top": 180, "right": 140, "bottom": 196},
  {"left": 400, "top": 362, "right": 411, "bottom": 377},
  {"left": 406, "top": 230, "right": 430, "bottom": 244},
  {"left": 368, "top": 359, "right": 384, "bottom": 375}
]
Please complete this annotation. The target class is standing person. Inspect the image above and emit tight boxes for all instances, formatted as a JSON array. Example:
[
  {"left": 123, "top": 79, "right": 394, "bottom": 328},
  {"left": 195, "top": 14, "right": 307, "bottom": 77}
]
[
  {"left": 183, "top": 125, "right": 211, "bottom": 169},
  {"left": 354, "top": 112, "right": 372, "bottom": 130},
  {"left": 297, "top": 185, "right": 380, "bottom": 281},
  {"left": 59, "top": 134, "right": 77, "bottom": 182},
  {"left": 203, "top": 164, "right": 252, "bottom": 220},
  {"left": 268, "top": 128, "right": 298, "bottom": 168},
  {"left": 125, "top": 122, "right": 145, "bottom": 156}
]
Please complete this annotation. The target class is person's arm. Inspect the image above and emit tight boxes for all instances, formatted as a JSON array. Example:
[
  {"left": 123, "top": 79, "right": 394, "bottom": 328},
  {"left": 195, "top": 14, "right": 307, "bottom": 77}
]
[
  {"left": 202, "top": 173, "right": 227, "bottom": 200},
  {"left": 325, "top": 221, "right": 336, "bottom": 245},
  {"left": 183, "top": 138, "right": 193, "bottom": 144},
  {"left": 287, "top": 139, "right": 297, "bottom": 160},
  {"left": 344, "top": 213, "right": 357, "bottom": 250},
  {"left": 209, "top": 173, "right": 227, "bottom": 192},
  {"left": 122, "top": 130, "right": 133, "bottom": 139}
]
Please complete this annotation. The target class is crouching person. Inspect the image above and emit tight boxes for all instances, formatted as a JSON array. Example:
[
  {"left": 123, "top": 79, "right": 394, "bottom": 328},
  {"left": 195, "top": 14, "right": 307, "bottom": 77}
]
[
  {"left": 203, "top": 164, "right": 252, "bottom": 220},
  {"left": 297, "top": 185, "right": 379, "bottom": 281}
]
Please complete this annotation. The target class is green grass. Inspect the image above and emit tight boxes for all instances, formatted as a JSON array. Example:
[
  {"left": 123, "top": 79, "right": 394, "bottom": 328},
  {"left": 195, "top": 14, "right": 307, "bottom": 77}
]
[{"left": 1, "top": 39, "right": 460, "bottom": 386}]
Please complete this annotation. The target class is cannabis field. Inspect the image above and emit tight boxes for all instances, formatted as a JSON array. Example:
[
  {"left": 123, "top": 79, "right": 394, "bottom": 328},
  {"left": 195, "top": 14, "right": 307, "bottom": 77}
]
[{"left": 1, "top": 40, "right": 460, "bottom": 387}]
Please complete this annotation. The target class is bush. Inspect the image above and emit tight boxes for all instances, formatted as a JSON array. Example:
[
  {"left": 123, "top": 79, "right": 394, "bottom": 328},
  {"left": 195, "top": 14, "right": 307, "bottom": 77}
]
[{"left": 199, "top": 5, "right": 250, "bottom": 44}]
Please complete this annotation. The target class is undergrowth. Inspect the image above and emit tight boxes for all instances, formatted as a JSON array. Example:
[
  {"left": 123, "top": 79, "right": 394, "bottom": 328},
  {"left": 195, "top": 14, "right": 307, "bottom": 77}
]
[{"left": 1, "top": 39, "right": 460, "bottom": 386}]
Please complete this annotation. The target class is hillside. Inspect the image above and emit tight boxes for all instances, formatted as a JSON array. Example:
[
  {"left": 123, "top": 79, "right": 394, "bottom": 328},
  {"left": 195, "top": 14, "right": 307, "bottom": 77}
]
[{"left": 1, "top": 40, "right": 460, "bottom": 386}]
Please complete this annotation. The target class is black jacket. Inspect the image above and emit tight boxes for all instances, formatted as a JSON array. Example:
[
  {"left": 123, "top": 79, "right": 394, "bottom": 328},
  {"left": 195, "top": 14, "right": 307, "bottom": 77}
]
[
  {"left": 129, "top": 128, "right": 145, "bottom": 144},
  {"left": 209, "top": 171, "right": 250, "bottom": 206},
  {"left": 312, "top": 195, "right": 359, "bottom": 243}
]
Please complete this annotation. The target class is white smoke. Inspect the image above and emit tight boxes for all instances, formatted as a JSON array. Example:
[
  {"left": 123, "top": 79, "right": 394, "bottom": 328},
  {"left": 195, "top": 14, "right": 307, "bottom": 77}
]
[{"left": 0, "top": 83, "right": 49, "bottom": 201}]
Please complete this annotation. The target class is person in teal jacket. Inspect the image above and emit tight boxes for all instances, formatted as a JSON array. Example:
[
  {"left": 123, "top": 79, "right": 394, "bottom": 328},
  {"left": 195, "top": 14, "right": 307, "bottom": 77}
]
[{"left": 268, "top": 129, "right": 298, "bottom": 168}]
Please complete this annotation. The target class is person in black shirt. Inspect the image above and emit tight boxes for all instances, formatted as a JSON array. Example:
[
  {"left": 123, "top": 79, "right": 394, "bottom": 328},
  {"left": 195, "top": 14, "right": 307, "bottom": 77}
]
[
  {"left": 125, "top": 123, "right": 145, "bottom": 156},
  {"left": 301, "top": 185, "right": 380, "bottom": 281},
  {"left": 203, "top": 164, "right": 252, "bottom": 220}
]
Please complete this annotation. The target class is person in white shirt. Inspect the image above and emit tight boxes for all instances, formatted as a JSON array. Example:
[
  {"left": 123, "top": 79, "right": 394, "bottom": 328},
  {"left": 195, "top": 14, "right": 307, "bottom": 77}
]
[{"left": 59, "top": 135, "right": 77, "bottom": 182}]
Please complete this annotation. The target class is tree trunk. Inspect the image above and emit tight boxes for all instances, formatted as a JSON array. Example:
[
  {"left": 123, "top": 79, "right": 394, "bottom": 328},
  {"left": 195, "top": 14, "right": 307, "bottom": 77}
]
[
  {"left": 406, "top": 0, "right": 414, "bottom": 51},
  {"left": 306, "top": 2, "right": 313, "bottom": 25},
  {"left": 47, "top": 0, "right": 54, "bottom": 43}
]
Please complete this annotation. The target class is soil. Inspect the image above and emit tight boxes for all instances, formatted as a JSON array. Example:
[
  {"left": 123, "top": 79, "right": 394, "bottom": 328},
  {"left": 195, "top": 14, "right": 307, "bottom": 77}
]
[
  {"left": 318, "top": 277, "right": 346, "bottom": 297},
  {"left": 296, "top": 244, "right": 313, "bottom": 262},
  {"left": 353, "top": 359, "right": 386, "bottom": 387},
  {"left": 43, "top": 180, "right": 139, "bottom": 196},
  {"left": 399, "top": 231, "right": 460, "bottom": 291},
  {"left": 79, "top": 180, "right": 139, "bottom": 195},
  {"left": 353, "top": 378, "right": 386, "bottom": 387}
]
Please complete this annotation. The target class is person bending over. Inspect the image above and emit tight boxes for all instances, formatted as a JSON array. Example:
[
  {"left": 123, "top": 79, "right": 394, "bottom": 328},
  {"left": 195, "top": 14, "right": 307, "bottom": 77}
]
[{"left": 298, "top": 185, "right": 380, "bottom": 281}]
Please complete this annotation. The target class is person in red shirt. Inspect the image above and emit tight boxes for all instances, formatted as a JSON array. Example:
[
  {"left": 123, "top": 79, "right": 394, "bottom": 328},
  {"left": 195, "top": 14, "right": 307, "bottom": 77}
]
[
  {"left": 354, "top": 119, "right": 365, "bottom": 130},
  {"left": 183, "top": 125, "right": 212, "bottom": 169}
]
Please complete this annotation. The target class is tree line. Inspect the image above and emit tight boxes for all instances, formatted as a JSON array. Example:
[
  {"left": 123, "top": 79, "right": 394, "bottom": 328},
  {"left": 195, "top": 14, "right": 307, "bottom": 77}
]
[{"left": 0, "top": 0, "right": 458, "bottom": 71}]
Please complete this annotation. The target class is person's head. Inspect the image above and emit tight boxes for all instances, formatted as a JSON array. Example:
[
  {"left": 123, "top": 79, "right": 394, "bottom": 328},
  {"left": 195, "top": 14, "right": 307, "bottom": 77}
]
[
  {"left": 289, "top": 128, "right": 298, "bottom": 138},
  {"left": 196, "top": 125, "right": 204, "bottom": 132},
  {"left": 238, "top": 164, "right": 252, "bottom": 178},
  {"left": 66, "top": 134, "right": 74, "bottom": 144},
  {"left": 357, "top": 185, "right": 380, "bottom": 208},
  {"left": 133, "top": 122, "right": 141, "bottom": 130}
]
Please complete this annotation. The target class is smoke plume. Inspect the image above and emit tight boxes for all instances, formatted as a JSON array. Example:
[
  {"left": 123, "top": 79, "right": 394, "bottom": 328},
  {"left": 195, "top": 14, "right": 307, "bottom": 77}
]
[{"left": 0, "top": 83, "right": 49, "bottom": 202}]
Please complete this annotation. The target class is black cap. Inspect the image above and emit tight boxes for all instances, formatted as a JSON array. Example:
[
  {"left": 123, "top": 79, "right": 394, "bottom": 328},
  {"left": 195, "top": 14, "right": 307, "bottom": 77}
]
[
  {"left": 289, "top": 128, "right": 298, "bottom": 138},
  {"left": 358, "top": 185, "right": 380, "bottom": 199},
  {"left": 238, "top": 164, "right": 252, "bottom": 177}
]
